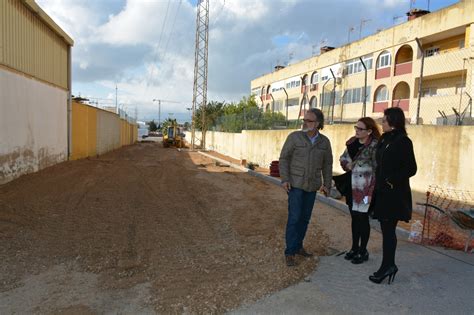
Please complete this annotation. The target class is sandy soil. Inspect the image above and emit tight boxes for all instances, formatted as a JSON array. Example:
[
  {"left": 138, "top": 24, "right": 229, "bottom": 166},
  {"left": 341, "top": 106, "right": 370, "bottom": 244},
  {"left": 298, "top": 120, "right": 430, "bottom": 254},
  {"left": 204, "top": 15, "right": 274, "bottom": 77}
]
[{"left": 0, "top": 142, "right": 371, "bottom": 314}]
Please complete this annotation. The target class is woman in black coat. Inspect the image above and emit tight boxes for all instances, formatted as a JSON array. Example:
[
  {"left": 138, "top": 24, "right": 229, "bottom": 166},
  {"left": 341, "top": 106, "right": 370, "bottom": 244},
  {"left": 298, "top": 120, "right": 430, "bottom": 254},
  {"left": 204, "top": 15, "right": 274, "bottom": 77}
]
[{"left": 369, "top": 107, "right": 417, "bottom": 284}]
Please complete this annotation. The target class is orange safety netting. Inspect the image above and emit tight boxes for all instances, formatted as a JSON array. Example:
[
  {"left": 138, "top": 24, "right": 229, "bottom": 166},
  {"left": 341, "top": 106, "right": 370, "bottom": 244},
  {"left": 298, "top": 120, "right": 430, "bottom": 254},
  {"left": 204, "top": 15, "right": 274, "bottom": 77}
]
[{"left": 420, "top": 185, "right": 474, "bottom": 252}]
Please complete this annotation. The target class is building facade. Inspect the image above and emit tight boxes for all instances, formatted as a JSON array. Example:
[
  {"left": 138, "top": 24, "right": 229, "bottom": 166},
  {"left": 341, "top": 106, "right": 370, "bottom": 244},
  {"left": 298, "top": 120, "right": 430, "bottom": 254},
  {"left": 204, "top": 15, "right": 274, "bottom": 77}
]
[
  {"left": 251, "top": 0, "right": 474, "bottom": 125},
  {"left": 0, "top": 0, "right": 74, "bottom": 184}
]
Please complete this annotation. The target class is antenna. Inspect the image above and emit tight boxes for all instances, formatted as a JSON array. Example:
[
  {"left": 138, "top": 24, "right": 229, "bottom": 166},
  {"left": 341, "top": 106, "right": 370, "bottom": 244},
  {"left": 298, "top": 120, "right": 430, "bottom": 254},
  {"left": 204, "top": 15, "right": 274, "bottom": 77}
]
[
  {"left": 359, "top": 19, "right": 371, "bottom": 39},
  {"left": 347, "top": 26, "right": 355, "bottom": 44}
]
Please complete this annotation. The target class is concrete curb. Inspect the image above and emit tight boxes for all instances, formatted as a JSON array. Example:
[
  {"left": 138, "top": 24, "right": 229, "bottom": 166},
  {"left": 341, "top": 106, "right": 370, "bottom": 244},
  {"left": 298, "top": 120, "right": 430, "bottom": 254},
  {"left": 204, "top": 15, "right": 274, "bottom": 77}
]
[{"left": 197, "top": 151, "right": 410, "bottom": 239}]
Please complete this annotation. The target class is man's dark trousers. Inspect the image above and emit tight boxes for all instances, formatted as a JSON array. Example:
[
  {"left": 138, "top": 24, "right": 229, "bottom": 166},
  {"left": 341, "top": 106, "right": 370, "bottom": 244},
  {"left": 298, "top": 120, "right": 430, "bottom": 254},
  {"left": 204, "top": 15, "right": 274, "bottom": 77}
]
[{"left": 285, "top": 187, "right": 316, "bottom": 256}]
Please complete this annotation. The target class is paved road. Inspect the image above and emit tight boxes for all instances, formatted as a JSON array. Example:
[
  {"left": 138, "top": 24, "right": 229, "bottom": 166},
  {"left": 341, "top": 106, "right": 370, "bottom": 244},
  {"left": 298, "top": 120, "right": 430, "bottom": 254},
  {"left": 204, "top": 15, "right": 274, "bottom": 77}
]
[{"left": 232, "top": 239, "right": 474, "bottom": 314}]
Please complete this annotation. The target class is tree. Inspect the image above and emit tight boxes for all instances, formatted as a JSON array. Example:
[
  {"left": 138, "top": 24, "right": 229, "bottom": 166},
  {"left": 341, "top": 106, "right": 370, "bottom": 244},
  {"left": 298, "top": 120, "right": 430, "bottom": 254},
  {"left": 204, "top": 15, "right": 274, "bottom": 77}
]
[
  {"left": 148, "top": 120, "right": 158, "bottom": 132},
  {"left": 161, "top": 118, "right": 177, "bottom": 136},
  {"left": 194, "top": 101, "right": 225, "bottom": 130}
]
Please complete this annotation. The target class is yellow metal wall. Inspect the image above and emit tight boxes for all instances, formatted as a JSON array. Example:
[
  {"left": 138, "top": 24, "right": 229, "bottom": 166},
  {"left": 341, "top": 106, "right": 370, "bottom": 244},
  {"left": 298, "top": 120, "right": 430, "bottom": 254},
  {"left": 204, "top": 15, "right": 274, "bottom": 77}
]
[
  {"left": 71, "top": 102, "right": 137, "bottom": 160},
  {"left": 71, "top": 101, "right": 97, "bottom": 160},
  {"left": 0, "top": 0, "right": 69, "bottom": 89}
]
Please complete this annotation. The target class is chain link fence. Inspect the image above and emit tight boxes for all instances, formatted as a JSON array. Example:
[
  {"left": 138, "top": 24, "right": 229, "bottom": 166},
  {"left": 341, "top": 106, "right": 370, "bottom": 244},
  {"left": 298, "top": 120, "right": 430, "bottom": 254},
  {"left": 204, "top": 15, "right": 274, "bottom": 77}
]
[
  {"left": 209, "top": 107, "right": 288, "bottom": 132},
  {"left": 416, "top": 48, "right": 472, "bottom": 125},
  {"left": 286, "top": 45, "right": 473, "bottom": 127}
]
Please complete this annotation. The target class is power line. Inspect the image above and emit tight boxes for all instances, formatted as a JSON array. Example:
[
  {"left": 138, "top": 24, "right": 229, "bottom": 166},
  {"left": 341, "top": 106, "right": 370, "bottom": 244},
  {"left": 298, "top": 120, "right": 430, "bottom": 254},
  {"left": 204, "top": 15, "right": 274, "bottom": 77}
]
[{"left": 145, "top": 0, "right": 171, "bottom": 88}]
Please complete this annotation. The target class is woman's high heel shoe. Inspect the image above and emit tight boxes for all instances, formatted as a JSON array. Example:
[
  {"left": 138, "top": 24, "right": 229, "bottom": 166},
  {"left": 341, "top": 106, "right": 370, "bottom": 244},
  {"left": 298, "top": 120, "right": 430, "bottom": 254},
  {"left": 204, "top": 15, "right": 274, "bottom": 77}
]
[
  {"left": 344, "top": 249, "right": 358, "bottom": 260},
  {"left": 369, "top": 265, "right": 398, "bottom": 284}
]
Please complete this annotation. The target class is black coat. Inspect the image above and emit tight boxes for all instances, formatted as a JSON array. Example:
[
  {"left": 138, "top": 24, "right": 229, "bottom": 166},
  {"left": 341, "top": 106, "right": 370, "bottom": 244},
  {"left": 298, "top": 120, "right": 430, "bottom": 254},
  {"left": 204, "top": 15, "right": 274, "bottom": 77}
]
[{"left": 370, "top": 129, "right": 417, "bottom": 222}]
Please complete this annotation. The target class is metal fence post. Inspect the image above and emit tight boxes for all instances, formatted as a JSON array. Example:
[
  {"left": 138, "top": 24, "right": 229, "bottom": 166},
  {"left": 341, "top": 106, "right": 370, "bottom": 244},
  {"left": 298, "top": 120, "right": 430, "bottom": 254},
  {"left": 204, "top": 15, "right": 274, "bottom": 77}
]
[
  {"left": 415, "top": 38, "right": 424, "bottom": 125},
  {"left": 359, "top": 57, "right": 368, "bottom": 117}
]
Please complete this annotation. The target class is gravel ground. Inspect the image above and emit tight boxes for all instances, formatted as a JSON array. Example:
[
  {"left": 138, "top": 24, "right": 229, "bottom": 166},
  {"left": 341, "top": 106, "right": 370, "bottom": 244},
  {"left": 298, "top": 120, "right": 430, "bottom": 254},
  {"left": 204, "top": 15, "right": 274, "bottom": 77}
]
[{"left": 0, "top": 142, "right": 366, "bottom": 314}]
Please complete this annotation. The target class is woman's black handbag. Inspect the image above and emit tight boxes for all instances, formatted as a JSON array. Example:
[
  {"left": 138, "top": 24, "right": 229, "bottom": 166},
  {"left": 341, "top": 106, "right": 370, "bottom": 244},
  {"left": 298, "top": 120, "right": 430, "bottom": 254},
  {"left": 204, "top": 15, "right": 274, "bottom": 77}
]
[{"left": 333, "top": 172, "right": 351, "bottom": 197}]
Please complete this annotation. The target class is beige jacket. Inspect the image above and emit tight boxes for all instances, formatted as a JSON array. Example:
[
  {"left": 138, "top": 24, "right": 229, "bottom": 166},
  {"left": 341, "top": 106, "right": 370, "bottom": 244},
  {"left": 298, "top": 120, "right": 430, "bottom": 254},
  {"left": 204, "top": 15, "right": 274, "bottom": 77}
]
[{"left": 279, "top": 131, "right": 333, "bottom": 192}]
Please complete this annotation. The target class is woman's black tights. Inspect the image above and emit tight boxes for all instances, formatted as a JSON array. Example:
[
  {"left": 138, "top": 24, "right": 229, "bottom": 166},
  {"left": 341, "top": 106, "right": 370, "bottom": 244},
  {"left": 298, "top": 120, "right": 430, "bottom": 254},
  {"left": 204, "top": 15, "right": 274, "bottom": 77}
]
[
  {"left": 379, "top": 219, "right": 399, "bottom": 271},
  {"left": 350, "top": 212, "right": 370, "bottom": 252}
]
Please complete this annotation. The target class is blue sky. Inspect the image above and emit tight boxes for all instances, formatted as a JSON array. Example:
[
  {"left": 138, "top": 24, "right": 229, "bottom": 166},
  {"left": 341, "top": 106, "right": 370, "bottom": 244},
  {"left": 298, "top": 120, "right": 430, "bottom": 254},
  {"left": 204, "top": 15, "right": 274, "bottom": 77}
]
[{"left": 37, "top": 0, "right": 460, "bottom": 122}]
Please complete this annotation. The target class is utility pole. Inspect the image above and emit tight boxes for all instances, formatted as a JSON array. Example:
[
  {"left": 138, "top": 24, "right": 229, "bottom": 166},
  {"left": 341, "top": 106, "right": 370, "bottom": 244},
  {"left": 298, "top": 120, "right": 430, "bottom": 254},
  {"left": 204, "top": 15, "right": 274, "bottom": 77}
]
[
  {"left": 191, "top": 0, "right": 210, "bottom": 150},
  {"left": 152, "top": 99, "right": 182, "bottom": 127}
]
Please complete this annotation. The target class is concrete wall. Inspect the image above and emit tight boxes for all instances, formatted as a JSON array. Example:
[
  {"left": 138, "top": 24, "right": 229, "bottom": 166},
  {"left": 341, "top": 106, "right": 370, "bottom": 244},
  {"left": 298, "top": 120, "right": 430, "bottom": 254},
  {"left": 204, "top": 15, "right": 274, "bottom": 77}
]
[
  {"left": 188, "top": 125, "right": 474, "bottom": 193},
  {"left": 96, "top": 109, "right": 121, "bottom": 155},
  {"left": 0, "top": 68, "right": 67, "bottom": 184}
]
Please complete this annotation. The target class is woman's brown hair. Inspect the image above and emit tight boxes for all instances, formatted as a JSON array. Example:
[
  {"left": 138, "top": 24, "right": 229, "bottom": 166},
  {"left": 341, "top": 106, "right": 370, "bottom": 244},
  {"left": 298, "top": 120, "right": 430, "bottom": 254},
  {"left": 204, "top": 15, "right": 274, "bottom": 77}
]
[{"left": 358, "top": 117, "right": 381, "bottom": 139}]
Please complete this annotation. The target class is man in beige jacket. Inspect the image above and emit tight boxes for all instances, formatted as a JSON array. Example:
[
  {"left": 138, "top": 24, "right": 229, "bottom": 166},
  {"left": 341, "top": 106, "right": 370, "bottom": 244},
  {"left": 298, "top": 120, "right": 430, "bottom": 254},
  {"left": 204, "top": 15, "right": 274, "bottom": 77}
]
[{"left": 279, "top": 108, "right": 333, "bottom": 266}]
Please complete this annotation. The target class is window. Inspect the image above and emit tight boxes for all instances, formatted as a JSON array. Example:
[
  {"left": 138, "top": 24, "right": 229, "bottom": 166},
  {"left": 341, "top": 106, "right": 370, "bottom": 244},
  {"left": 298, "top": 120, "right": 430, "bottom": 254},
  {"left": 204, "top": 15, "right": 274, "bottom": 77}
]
[
  {"left": 421, "top": 87, "right": 437, "bottom": 97},
  {"left": 311, "top": 72, "right": 319, "bottom": 84},
  {"left": 377, "top": 52, "right": 391, "bottom": 69},
  {"left": 321, "top": 75, "right": 329, "bottom": 81},
  {"left": 302, "top": 75, "right": 308, "bottom": 86},
  {"left": 345, "top": 56, "right": 373, "bottom": 76},
  {"left": 287, "top": 98, "right": 299, "bottom": 106},
  {"left": 343, "top": 89, "right": 352, "bottom": 104},
  {"left": 342, "top": 86, "right": 371, "bottom": 104},
  {"left": 425, "top": 47, "right": 439, "bottom": 57},
  {"left": 352, "top": 88, "right": 361, "bottom": 103},
  {"left": 274, "top": 100, "right": 285, "bottom": 111},
  {"left": 375, "top": 85, "right": 388, "bottom": 102},
  {"left": 320, "top": 91, "right": 341, "bottom": 106},
  {"left": 286, "top": 79, "right": 301, "bottom": 89},
  {"left": 459, "top": 40, "right": 465, "bottom": 49}
]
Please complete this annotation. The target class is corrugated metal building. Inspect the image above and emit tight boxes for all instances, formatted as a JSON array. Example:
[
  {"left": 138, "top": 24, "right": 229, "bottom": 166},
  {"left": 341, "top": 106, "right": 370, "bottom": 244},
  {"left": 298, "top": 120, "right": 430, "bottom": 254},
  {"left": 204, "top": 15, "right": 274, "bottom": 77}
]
[{"left": 0, "top": 0, "right": 74, "bottom": 184}]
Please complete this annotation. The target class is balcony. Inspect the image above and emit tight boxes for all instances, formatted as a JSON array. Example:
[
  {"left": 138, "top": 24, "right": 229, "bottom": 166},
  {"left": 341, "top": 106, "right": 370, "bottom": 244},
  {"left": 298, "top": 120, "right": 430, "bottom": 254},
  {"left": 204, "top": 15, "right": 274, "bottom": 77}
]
[
  {"left": 373, "top": 101, "right": 389, "bottom": 113},
  {"left": 417, "top": 48, "right": 470, "bottom": 77},
  {"left": 375, "top": 67, "right": 390, "bottom": 80},
  {"left": 394, "top": 62, "right": 412, "bottom": 76},
  {"left": 392, "top": 99, "right": 410, "bottom": 111}
]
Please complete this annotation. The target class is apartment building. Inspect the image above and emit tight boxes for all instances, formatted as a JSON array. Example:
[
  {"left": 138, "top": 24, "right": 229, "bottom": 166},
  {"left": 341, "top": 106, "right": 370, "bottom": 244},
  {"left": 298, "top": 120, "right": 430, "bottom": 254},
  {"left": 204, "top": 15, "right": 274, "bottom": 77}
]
[{"left": 250, "top": 0, "right": 474, "bottom": 125}]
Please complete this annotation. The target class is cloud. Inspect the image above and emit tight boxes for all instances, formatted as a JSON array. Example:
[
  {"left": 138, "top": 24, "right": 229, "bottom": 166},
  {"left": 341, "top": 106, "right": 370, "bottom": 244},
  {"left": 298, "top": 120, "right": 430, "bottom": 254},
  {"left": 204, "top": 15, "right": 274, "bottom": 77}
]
[{"left": 36, "top": 0, "right": 451, "bottom": 120}]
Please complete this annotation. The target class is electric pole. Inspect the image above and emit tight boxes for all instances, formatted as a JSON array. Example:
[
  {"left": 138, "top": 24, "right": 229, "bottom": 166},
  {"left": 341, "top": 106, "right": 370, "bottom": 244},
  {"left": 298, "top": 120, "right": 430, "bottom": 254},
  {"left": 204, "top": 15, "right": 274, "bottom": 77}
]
[{"left": 191, "top": 0, "right": 209, "bottom": 150}]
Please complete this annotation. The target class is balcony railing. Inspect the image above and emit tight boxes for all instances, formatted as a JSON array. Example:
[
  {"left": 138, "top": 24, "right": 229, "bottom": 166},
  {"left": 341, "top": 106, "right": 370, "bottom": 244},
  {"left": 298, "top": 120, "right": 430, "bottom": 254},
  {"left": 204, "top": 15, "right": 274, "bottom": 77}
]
[
  {"left": 392, "top": 99, "right": 410, "bottom": 111},
  {"left": 394, "top": 61, "right": 412, "bottom": 76},
  {"left": 416, "top": 48, "right": 470, "bottom": 77},
  {"left": 373, "top": 101, "right": 389, "bottom": 113},
  {"left": 375, "top": 67, "right": 390, "bottom": 80}
]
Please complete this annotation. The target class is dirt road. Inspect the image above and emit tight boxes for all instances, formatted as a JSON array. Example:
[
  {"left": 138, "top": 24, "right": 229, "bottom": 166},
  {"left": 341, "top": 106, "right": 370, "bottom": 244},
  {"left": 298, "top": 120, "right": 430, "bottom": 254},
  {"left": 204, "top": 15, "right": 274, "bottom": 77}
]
[{"left": 0, "top": 142, "right": 353, "bottom": 313}]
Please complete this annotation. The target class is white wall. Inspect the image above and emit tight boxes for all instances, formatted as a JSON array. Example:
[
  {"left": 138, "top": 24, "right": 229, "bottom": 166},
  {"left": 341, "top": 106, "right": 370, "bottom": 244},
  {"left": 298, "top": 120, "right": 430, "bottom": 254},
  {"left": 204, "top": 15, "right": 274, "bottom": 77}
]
[
  {"left": 0, "top": 69, "right": 68, "bottom": 184},
  {"left": 96, "top": 110, "right": 121, "bottom": 155},
  {"left": 188, "top": 125, "right": 474, "bottom": 194}
]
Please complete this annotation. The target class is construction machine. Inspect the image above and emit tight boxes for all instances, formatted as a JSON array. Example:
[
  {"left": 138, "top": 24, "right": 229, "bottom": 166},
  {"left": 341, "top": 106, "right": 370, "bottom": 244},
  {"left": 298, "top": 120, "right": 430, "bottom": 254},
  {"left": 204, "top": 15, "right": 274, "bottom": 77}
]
[{"left": 163, "top": 120, "right": 185, "bottom": 148}]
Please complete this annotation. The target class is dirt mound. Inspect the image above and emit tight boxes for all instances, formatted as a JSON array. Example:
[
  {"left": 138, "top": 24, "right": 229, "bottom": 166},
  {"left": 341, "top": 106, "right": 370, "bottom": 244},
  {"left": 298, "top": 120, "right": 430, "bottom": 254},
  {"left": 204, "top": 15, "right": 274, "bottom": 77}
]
[{"left": 0, "top": 143, "right": 337, "bottom": 313}]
